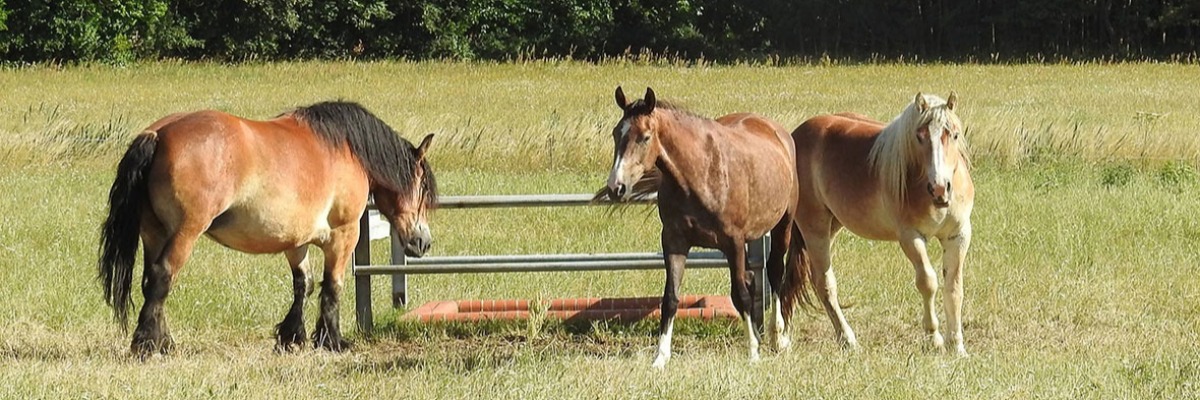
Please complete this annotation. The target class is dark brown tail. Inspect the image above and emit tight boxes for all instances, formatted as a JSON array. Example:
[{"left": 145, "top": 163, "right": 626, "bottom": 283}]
[
  {"left": 98, "top": 131, "right": 158, "bottom": 330},
  {"left": 780, "top": 222, "right": 815, "bottom": 321}
]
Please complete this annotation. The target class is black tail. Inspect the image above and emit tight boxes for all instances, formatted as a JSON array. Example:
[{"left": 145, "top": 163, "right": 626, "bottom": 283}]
[
  {"left": 780, "top": 222, "right": 814, "bottom": 321},
  {"left": 98, "top": 131, "right": 158, "bottom": 330}
]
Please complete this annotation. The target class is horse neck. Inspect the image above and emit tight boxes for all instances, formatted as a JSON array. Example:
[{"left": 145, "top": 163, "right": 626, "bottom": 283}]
[{"left": 653, "top": 110, "right": 724, "bottom": 197}]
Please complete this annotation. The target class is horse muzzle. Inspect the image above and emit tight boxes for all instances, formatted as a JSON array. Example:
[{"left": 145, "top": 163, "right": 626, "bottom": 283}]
[
  {"left": 607, "top": 183, "right": 628, "bottom": 201},
  {"left": 928, "top": 182, "right": 951, "bottom": 208},
  {"left": 402, "top": 224, "right": 432, "bottom": 257}
]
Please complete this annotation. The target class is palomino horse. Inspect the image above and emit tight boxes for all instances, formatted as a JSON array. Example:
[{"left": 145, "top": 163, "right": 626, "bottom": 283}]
[
  {"left": 98, "top": 101, "right": 438, "bottom": 355},
  {"left": 603, "top": 87, "right": 799, "bottom": 368},
  {"left": 785, "top": 93, "right": 974, "bottom": 355}
]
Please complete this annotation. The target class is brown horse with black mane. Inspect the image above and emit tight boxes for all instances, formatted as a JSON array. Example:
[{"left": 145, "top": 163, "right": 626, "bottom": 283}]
[
  {"left": 787, "top": 93, "right": 975, "bottom": 355},
  {"left": 601, "top": 87, "right": 799, "bottom": 368},
  {"left": 98, "top": 101, "right": 438, "bottom": 356}
]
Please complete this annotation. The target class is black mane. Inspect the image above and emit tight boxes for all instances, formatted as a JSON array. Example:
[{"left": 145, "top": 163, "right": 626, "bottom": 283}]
[{"left": 291, "top": 101, "right": 437, "bottom": 209}]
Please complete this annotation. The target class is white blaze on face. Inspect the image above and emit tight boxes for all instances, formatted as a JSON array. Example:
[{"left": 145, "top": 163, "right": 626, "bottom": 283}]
[
  {"left": 926, "top": 114, "right": 955, "bottom": 196},
  {"left": 607, "top": 119, "right": 632, "bottom": 193}
]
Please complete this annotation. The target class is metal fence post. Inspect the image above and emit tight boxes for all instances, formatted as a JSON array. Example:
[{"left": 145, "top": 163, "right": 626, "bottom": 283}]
[
  {"left": 353, "top": 211, "right": 374, "bottom": 333},
  {"left": 390, "top": 234, "right": 408, "bottom": 307}
]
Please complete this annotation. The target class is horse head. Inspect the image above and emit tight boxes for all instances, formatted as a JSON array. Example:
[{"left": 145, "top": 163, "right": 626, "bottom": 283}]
[
  {"left": 606, "top": 86, "right": 663, "bottom": 201},
  {"left": 374, "top": 133, "right": 437, "bottom": 257},
  {"left": 911, "top": 92, "right": 965, "bottom": 208}
]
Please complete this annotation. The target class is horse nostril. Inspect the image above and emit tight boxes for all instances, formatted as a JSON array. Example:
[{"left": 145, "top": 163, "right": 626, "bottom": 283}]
[
  {"left": 616, "top": 184, "right": 627, "bottom": 197},
  {"left": 946, "top": 182, "right": 952, "bottom": 193}
]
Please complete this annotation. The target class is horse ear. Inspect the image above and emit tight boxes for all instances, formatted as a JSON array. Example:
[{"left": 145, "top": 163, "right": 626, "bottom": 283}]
[
  {"left": 615, "top": 86, "right": 628, "bottom": 109},
  {"left": 946, "top": 91, "right": 958, "bottom": 111},
  {"left": 644, "top": 87, "right": 657, "bottom": 110},
  {"left": 415, "top": 133, "right": 434, "bottom": 162},
  {"left": 914, "top": 92, "right": 929, "bottom": 112}
]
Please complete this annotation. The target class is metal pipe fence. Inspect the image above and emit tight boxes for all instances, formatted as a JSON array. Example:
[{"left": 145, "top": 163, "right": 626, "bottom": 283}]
[{"left": 352, "top": 194, "right": 769, "bottom": 332}]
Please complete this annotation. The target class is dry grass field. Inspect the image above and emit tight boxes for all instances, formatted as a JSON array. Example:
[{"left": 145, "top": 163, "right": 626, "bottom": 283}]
[{"left": 0, "top": 61, "right": 1198, "bottom": 398}]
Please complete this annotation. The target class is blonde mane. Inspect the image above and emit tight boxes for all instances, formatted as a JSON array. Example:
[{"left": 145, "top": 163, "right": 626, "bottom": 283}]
[{"left": 867, "top": 94, "right": 961, "bottom": 204}]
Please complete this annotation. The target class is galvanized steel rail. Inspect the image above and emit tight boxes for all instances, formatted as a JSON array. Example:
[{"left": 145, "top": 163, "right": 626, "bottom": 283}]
[{"left": 352, "top": 194, "right": 768, "bottom": 332}]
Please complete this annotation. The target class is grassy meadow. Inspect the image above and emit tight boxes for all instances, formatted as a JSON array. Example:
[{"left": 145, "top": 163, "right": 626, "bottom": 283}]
[{"left": 1, "top": 61, "right": 1199, "bottom": 398}]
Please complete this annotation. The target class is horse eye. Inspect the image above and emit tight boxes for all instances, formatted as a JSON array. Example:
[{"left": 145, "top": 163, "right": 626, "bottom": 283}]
[{"left": 638, "top": 134, "right": 651, "bottom": 144}]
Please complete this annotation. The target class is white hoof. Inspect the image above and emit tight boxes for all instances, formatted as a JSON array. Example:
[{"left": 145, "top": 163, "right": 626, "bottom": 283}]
[
  {"left": 651, "top": 353, "right": 670, "bottom": 369},
  {"left": 839, "top": 333, "right": 860, "bottom": 351},
  {"left": 930, "top": 332, "right": 946, "bottom": 350},
  {"left": 776, "top": 335, "right": 792, "bottom": 351}
]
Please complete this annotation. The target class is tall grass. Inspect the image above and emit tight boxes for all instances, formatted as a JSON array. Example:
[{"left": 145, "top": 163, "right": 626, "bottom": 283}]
[{"left": 1, "top": 61, "right": 1198, "bottom": 170}]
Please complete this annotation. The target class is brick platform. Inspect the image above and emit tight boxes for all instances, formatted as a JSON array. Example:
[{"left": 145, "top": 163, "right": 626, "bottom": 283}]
[{"left": 402, "top": 295, "right": 739, "bottom": 323}]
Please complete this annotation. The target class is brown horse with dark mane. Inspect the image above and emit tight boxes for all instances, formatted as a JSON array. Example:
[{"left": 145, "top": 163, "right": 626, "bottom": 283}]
[
  {"left": 786, "top": 93, "right": 975, "bottom": 355},
  {"left": 98, "top": 101, "right": 438, "bottom": 356},
  {"left": 601, "top": 87, "right": 799, "bottom": 368}
]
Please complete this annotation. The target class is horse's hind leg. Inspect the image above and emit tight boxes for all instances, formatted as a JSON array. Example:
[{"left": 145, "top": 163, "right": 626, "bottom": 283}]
[
  {"left": 899, "top": 231, "right": 944, "bottom": 351},
  {"left": 725, "top": 243, "right": 761, "bottom": 363},
  {"left": 313, "top": 226, "right": 357, "bottom": 351},
  {"left": 801, "top": 218, "right": 858, "bottom": 349},
  {"left": 132, "top": 221, "right": 204, "bottom": 356},
  {"left": 765, "top": 218, "right": 792, "bottom": 352},
  {"left": 275, "top": 246, "right": 311, "bottom": 352}
]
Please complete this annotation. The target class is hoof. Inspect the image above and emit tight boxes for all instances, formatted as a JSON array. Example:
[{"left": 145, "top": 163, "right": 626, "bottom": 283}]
[
  {"left": 275, "top": 336, "right": 307, "bottom": 353},
  {"left": 650, "top": 353, "right": 670, "bottom": 370},
  {"left": 775, "top": 335, "right": 792, "bottom": 352},
  {"left": 130, "top": 334, "right": 174, "bottom": 358},
  {"left": 314, "top": 334, "right": 352, "bottom": 352},
  {"left": 929, "top": 332, "right": 946, "bottom": 351},
  {"left": 275, "top": 326, "right": 307, "bottom": 353}
]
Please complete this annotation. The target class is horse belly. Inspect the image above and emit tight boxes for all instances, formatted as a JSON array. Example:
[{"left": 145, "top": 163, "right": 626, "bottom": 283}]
[
  {"left": 205, "top": 204, "right": 328, "bottom": 254},
  {"left": 825, "top": 197, "right": 900, "bottom": 241}
]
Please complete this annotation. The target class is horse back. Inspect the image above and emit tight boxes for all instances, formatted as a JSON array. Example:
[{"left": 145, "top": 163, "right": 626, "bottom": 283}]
[{"left": 714, "top": 112, "right": 796, "bottom": 172}]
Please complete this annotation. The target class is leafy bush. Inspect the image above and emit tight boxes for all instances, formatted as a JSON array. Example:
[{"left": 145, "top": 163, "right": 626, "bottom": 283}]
[
  {"left": 1100, "top": 164, "right": 1136, "bottom": 188},
  {"left": 1156, "top": 160, "right": 1197, "bottom": 193}
]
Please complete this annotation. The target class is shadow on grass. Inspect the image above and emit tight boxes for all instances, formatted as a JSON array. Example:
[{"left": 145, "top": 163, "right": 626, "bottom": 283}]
[{"left": 341, "top": 316, "right": 741, "bottom": 374}]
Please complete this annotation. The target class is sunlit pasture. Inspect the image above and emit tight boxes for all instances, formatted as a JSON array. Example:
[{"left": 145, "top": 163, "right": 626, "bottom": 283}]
[{"left": 0, "top": 61, "right": 1198, "bottom": 398}]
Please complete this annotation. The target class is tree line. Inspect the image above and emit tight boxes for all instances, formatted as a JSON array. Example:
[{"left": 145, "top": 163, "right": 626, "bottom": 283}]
[{"left": 1, "top": 0, "right": 1196, "bottom": 63}]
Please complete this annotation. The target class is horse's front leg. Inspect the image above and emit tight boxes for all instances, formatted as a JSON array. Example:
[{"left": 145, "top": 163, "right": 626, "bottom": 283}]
[
  {"left": 941, "top": 226, "right": 972, "bottom": 357},
  {"left": 652, "top": 244, "right": 688, "bottom": 369},
  {"left": 313, "top": 225, "right": 358, "bottom": 351},
  {"left": 726, "top": 242, "right": 760, "bottom": 363},
  {"left": 899, "top": 231, "right": 944, "bottom": 351}
]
